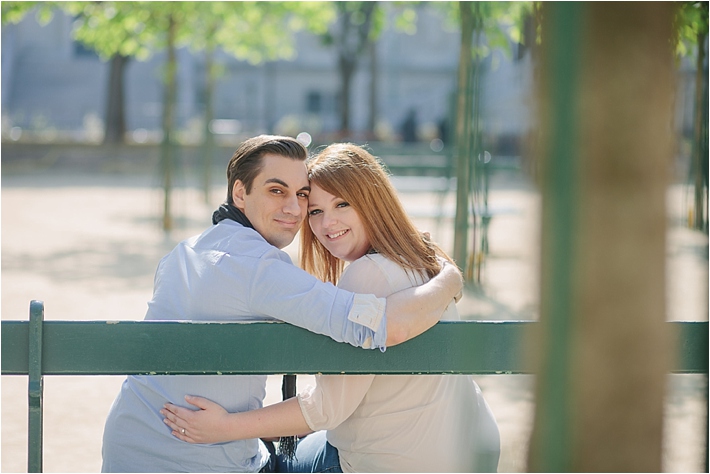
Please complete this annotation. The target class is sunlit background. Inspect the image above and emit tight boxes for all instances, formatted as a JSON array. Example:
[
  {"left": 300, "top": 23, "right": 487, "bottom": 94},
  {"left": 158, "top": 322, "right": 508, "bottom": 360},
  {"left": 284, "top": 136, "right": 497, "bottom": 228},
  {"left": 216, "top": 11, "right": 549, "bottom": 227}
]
[{"left": 1, "top": 2, "right": 707, "bottom": 472}]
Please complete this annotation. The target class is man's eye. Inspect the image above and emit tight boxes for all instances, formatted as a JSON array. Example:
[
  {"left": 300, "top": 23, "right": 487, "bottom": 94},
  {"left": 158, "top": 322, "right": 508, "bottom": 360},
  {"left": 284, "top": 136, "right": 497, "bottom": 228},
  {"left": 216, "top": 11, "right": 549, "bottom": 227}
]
[
  {"left": 270, "top": 188, "right": 283, "bottom": 194},
  {"left": 297, "top": 192, "right": 310, "bottom": 199},
  {"left": 308, "top": 209, "right": 322, "bottom": 216}
]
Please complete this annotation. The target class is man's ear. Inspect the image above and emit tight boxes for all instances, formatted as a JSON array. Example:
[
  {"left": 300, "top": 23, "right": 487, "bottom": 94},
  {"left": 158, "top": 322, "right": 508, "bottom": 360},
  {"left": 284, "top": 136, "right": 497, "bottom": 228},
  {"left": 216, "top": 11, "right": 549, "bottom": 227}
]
[{"left": 231, "top": 180, "right": 247, "bottom": 210}]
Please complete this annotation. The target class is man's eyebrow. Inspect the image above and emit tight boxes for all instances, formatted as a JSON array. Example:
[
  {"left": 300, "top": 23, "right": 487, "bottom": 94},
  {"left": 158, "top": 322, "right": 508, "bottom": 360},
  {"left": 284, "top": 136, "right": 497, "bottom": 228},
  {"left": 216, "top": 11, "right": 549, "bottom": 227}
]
[
  {"left": 264, "top": 178, "right": 310, "bottom": 192},
  {"left": 264, "top": 178, "right": 289, "bottom": 187}
]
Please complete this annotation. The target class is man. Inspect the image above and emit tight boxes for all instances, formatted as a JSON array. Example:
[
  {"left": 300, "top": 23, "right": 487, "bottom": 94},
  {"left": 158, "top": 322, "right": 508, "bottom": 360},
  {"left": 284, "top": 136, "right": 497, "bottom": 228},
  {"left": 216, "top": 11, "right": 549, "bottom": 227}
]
[{"left": 101, "top": 135, "right": 461, "bottom": 472}]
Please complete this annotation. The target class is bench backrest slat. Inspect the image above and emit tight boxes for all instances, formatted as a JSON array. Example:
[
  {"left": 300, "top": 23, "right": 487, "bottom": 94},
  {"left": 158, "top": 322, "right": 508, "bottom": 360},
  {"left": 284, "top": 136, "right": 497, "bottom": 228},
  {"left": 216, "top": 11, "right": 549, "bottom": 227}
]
[
  {"left": 2, "top": 320, "right": 707, "bottom": 375},
  {"left": 2, "top": 320, "right": 534, "bottom": 375}
]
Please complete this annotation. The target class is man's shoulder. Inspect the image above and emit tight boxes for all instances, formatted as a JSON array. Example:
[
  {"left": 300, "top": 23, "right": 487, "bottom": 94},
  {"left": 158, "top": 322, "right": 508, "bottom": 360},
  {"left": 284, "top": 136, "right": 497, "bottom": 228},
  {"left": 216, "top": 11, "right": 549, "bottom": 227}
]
[{"left": 195, "top": 221, "right": 287, "bottom": 261}]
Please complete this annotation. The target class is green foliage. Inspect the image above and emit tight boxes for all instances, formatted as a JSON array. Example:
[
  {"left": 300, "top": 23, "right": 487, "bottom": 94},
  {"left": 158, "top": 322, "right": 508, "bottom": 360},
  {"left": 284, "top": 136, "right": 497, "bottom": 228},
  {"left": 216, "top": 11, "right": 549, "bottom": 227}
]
[
  {"left": 2, "top": 1, "right": 57, "bottom": 25},
  {"left": 675, "top": 2, "right": 709, "bottom": 57},
  {"left": 5, "top": 2, "right": 338, "bottom": 65},
  {"left": 320, "top": 2, "right": 377, "bottom": 52},
  {"left": 63, "top": 2, "right": 160, "bottom": 61},
  {"left": 393, "top": 7, "right": 418, "bottom": 35},
  {"left": 175, "top": 2, "right": 335, "bottom": 64},
  {"left": 318, "top": 2, "right": 420, "bottom": 49},
  {"left": 433, "top": 1, "right": 533, "bottom": 59}
]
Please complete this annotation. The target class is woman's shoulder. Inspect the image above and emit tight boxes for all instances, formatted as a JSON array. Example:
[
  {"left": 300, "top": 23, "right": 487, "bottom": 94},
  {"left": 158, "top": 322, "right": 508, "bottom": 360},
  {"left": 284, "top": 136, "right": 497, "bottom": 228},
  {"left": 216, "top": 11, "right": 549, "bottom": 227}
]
[
  {"left": 340, "top": 253, "right": 384, "bottom": 280},
  {"left": 340, "top": 253, "right": 424, "bottom": 295},
  {"left": 338, "top": 254, "right": 397, "bottom": 296},
  {"left": 345, "top": 253, "right": 400, "bottom": 277}
]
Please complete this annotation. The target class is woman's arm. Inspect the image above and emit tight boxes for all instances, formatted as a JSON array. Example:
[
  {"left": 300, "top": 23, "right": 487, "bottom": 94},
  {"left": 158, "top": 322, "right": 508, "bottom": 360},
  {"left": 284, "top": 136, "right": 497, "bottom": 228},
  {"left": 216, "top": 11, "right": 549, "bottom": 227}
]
[
  {"left": 383, "top": 259, "right": 462, "bottom": 346},
  {"left": 161, "top": 396, "right": 311, "bottom": 445}
]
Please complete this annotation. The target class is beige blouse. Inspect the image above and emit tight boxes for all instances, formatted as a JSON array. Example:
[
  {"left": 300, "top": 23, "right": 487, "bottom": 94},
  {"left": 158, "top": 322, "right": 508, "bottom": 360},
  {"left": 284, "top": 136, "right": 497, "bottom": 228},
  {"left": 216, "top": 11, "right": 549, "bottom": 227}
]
[{"left": 297, "top": 254, "right": 500, "bottom": 472}]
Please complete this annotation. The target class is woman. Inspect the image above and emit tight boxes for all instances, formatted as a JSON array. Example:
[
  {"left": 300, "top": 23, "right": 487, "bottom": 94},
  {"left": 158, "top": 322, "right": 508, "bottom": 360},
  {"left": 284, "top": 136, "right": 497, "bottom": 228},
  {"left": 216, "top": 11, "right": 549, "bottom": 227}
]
[{"left": 162, "top": 143, "right": 500, "bottom": 472}]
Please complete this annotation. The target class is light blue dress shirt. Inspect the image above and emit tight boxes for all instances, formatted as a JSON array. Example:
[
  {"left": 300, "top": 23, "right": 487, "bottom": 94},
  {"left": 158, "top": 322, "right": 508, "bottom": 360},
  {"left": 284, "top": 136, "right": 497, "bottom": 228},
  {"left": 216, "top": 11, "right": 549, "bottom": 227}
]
[{"left": 101, "top": 220, "right": 387, "bottom": 472}]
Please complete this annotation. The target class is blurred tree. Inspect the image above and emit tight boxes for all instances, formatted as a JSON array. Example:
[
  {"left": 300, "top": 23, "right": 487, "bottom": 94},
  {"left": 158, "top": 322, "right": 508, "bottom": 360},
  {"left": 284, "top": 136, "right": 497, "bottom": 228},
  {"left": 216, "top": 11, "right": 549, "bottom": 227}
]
[
  {"left": 102, "top": 53, "right": 130, "bottom": 145},
  {"left": 4, "top": 2, "right": 335, "bottom": 228},
  {"left": 63, "top": 2, "right": 161, "bottom": 146},
  {"left": 64, "top": 1, "right": 334, "bottom": 229},
  {"left": 318, "top": 2, "right": 424, "bottom": 137},
  {"left": 675, "top": 1, "right": 709, "bottom": 232},
  {"left": 178, "top": 2, "right": 334, "bottom": 205},
  {"left": 1, "top": 1, "right": 56, "bottom": 25},
  {"left": 366, "top": 35, "right": 379, "bottom": 138},
  {"left": 321, "top": 2, "right": 380, "bottom": 135},
  {"left": 2, "top": 2, "right": 131, "bottom": 145},
  {"left": 64, "top": 2, "right": 191, "bottom": 231},
  {"left": 435, "top": 1, "right": 531, "bottom": 277},
  {"left": 528, "top": 2, "right": 675, "bottom": 470}
]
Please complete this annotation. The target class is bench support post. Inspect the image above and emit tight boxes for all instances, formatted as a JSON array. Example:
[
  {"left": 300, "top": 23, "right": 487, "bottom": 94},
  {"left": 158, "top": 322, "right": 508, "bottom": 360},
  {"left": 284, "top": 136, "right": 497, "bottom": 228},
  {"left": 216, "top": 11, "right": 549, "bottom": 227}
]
[{"left": 28, "top": 300, "right": 44, "bottom": 473}]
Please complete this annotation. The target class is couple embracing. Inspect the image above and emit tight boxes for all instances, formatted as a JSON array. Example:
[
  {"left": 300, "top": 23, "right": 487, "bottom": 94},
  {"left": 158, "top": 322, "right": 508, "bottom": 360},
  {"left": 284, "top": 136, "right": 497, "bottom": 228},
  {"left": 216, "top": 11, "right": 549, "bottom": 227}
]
[{"left": 102, "top": 135, "right": 500, "bottom": 473}]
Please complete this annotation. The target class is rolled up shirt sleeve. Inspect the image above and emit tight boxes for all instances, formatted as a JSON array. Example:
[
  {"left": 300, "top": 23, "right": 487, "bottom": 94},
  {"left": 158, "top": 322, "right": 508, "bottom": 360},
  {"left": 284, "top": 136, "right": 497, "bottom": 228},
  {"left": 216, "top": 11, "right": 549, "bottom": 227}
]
[
  {"left": 297, "top": 374, "right": 376, "bottom": 431},
  {"left": 244, "top": 250, "right": 387, "bottom": 350}
]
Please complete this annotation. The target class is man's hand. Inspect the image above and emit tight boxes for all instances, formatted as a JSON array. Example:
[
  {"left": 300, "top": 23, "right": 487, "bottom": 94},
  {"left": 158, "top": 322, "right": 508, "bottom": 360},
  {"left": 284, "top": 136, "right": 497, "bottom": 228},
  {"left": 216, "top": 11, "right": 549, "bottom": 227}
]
[
  {"left": 384, "top": 257, "right": 463, "bottom": 346},
  {"left": 161, "top": 395, "right": 232, "bottom": 444},
  {"left": 440, "top": 258, "right": 464, "bottom": 302}
]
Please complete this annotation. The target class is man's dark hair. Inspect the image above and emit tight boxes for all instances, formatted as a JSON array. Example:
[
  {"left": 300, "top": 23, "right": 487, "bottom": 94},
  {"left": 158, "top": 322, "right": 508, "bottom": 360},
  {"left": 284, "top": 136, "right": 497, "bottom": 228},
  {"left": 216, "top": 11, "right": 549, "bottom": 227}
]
[{"left": 225, "top": 135, "right": 308, "bottom": 204}]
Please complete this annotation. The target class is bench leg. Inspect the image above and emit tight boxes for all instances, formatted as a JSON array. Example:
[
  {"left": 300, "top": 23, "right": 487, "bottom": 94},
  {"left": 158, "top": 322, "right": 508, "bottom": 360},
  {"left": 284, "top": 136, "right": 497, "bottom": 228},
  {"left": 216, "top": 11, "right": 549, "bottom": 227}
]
[{"left": 28, "top": 300, "right": 44, "bottom": 473}]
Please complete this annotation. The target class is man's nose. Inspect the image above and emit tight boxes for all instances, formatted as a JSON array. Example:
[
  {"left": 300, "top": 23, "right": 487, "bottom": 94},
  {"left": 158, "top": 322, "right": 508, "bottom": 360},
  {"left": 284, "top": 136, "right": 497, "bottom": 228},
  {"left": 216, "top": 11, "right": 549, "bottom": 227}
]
[{"left": 283, "top": 194, "right": 302, "bottom": 216}]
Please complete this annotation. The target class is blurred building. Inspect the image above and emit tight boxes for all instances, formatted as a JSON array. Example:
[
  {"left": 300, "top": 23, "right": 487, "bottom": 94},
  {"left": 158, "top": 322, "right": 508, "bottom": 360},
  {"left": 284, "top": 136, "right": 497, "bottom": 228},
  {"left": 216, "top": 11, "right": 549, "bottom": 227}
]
[
  {"left": 0, "top": 3, "right": 698, "bottom": 154},
  {"left": 1, "top": 4, "right": 535, "bottom": 152}
]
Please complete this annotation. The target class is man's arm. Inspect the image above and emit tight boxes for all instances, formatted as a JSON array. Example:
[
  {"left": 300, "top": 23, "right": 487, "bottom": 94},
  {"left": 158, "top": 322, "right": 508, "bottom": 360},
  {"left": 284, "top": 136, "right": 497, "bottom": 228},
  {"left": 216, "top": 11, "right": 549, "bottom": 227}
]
[
  {"left": 248, "top": 249, "right": 461, "bottom": 351},
  {"left": 383, "top": 260, "right": 462, "bottom": 346}
]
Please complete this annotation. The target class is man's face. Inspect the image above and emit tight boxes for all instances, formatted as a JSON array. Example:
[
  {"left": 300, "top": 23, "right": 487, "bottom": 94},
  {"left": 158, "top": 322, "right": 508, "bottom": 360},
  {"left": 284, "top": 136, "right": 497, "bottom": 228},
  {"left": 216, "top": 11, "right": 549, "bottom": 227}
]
[{"left": 232, "top": 154, "right": 310, "bottom": 249}]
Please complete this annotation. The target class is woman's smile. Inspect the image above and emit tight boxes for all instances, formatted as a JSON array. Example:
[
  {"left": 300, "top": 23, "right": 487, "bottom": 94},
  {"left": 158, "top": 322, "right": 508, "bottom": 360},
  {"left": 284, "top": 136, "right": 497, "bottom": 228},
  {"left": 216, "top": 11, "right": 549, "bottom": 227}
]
[
  {"left": 308, "top": 185, "right": 371, "bottom": 263},
  {"left": 326, "top": 229, "right": 349, "bottom": 240}
]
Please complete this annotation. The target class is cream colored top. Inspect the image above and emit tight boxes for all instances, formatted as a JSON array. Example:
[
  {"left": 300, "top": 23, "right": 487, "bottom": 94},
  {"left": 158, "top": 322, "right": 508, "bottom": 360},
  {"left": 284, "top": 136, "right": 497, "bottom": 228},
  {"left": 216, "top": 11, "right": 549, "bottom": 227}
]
[{"left": 297, "top": 254, "right": 500, "bottom": 472}]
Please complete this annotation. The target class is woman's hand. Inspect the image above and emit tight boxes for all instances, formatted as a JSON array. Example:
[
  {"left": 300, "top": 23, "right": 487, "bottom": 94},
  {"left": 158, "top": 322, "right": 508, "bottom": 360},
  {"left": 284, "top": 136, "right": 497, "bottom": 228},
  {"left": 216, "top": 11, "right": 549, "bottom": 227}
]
[
  {"left": 162, "top": 395, "right": 312, "bottom": 443},
  {"left": 161, "top": 395, "right": 233, "bottom": 444}
]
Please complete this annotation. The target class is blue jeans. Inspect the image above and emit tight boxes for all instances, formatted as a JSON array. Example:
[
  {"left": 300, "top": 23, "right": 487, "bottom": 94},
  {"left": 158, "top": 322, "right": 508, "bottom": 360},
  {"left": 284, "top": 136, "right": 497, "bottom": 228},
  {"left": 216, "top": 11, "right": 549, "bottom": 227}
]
[{"left": 276, "top": 431, "right": 342, "bottom": 473}]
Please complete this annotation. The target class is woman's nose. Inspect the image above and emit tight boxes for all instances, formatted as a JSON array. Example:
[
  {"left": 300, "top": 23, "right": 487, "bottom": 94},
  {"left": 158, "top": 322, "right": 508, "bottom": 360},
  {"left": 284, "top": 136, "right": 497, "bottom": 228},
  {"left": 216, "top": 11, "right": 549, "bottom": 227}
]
[{"left": 321, "top": 211, "right": 337, "bottom": 228}]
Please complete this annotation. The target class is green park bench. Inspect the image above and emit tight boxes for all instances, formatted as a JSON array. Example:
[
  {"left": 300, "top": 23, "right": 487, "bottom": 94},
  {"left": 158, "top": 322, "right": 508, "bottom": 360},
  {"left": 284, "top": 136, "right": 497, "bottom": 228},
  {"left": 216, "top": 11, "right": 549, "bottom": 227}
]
[{"left": 2, "top": 300, "right": 707, "bottom": 472}]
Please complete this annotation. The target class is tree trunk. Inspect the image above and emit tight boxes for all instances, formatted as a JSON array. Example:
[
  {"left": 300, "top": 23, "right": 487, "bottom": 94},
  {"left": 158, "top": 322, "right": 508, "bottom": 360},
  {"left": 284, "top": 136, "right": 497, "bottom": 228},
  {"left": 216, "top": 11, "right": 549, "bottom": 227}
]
[
  {"left": 202, "top": 36, "right": 216, "bottom": 205},
  {"left": 103, "top": 54, "right": 129, "bottom": 145},
  {"left": 468, "top": 4, "right": 484, "bottom": 282},
  {"left": 528, "top": 3, "right": 674, "bottom": 471},
  {"left": 452, "top": 1, "right": 474, "bottom": 273},
  {"left": 334, "top": 2, "right": 376, "bottom": 136},
  {"left": 161, "top": 14, "right": 177, "bottom": 232},
  {"left": 692, "top": 28, "right": 708, "bottom": 231},
  {"left": 367, "top": 40, "right": 378, "bottom": 138},
  {"left": 338, "top": 55, "right": 355, "bottom": 135}
]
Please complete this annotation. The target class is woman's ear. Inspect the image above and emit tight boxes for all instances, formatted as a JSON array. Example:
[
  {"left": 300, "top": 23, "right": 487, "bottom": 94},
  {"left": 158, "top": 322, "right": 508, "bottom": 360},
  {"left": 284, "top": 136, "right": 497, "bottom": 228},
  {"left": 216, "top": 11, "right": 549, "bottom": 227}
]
[{"left": 231, "top": 180, "right": 246, "bottom": 210}]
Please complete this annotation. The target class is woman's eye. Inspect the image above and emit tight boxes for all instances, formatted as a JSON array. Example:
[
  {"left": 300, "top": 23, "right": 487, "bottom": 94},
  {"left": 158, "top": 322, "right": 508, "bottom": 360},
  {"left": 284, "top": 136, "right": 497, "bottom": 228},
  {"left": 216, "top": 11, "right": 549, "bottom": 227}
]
[
  {"left": 308, "top": 209, "right": 322, "bottom": 216},
  {"left": 336, "top": 201, "right": 349, "bottom": 208}
]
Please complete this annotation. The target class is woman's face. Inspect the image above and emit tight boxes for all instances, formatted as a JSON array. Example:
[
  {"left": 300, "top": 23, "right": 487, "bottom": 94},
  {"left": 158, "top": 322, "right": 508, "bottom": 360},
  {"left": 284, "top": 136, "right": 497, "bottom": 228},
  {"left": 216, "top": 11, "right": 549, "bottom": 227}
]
[{"left": 307, "top": 183, "right": 371, "bottom": 263}]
